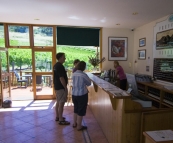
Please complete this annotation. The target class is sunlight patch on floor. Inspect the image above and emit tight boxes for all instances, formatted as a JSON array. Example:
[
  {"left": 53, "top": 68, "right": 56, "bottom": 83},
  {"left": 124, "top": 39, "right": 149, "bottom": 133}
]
[
  {"left": 24, "top": 106, "right": 49, "bottom": 110},
  {"left": 11, "top": 100, "right": 33, "bottom": 107},
  {"left": 30, "top": 103, "right": 51, "bottom": 106},
  {"left": 33, "top": 100, "right": 52, "bottom": 103},
  {"left": 0, "top": 108, "right": 21, "bottom": 112}
]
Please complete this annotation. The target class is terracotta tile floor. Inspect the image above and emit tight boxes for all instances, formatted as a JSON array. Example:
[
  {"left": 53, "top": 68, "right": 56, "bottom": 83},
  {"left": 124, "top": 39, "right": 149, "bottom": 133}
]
[{"left": 0, "top": 100, "right": 108, "bottom": 143}]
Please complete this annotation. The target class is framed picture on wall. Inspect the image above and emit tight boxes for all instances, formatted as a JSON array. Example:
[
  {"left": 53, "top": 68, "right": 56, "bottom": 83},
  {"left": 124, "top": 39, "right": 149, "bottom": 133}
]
[
  {"left": 108, "top": 37, "right": 128, "bottom": 61},
  {"left": 138, "top": 49, "right": 146, "bottom": 60},
  {"left": 139, "top": 38, "right": 146, "bottom": 47},
  {"left": 156, "top": 29, "right": 173, "bottom": 50}
]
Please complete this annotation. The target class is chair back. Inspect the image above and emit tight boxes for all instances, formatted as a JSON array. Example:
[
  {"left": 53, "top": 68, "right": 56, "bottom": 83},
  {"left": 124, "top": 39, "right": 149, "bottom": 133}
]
[
  {"left": 36, "top": 75, "right": 42, "bottom": 84},
  {"left": 14, "top": 71, "right": 20, "bottom": 80}
]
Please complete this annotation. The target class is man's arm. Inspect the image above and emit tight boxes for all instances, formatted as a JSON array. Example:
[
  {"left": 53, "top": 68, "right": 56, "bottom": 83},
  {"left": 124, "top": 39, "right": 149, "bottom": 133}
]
[{"left": 60, "top": 77, "right": 67, "bottom": 90}]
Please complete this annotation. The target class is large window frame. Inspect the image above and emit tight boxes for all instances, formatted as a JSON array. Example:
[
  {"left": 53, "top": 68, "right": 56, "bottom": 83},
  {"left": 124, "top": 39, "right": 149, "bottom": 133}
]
[{"left": 1, "top": 23, "right": 102, "bottom": 99}]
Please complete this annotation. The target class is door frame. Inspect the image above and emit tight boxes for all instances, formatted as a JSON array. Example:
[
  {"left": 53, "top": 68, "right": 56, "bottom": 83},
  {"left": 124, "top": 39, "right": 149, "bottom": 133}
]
[
  {"left": 0, "top": 48, "right": 11, "bottom": 106},
  {"left": 32, "top": 48, "right": 55, "bottom": 100}
]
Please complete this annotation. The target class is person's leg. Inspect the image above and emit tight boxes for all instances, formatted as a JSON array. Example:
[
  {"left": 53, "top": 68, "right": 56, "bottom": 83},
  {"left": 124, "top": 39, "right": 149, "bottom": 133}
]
[
  {"left": 55, "top": 101, "right": 59, "bottom": 118},
  {"left": 58, "top": 102, "right": 65, "bottom": 121},
  {"left": 58, "top": 89, "right": 70, "bottom": 125},
  {"left": 55, "top": 90, "right": 60, "bottom": 120},
  {"left": 72, "top": 95, "right": 78, "bottom": 127},
  {"left": 77, "top": 94, "right": 88, "bottom": 130},
  {"left": 73, "top": 113, "right": 77, "bottom": 126},
  {"left": 77, "top": 115, "right": 83, "bottom": 129}
]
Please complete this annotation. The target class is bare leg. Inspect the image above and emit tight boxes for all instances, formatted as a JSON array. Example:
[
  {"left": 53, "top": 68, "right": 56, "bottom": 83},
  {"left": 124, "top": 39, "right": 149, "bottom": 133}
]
[
  {"left": 77, "top": 115, "right": 83, "bottom": 130},
  {"left": 55, "top": 101, "right": 59, "bottom": 118},
  {"left": 58, "top": 102, "right": 65, "bottom": 121},
  {"left": 73, "top": 113, "right": 77, "bottom": 125}
]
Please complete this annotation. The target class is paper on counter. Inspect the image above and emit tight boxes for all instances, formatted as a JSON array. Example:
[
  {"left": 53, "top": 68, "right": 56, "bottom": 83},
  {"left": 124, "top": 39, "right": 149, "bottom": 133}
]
[{"left": 146, "top": 130, "right": 173, "bottom": 141}]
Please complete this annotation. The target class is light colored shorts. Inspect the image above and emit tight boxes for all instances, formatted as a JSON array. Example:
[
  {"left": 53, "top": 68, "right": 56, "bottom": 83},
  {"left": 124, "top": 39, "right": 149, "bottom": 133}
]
[{"left": 55, "top": 89, "right": 68, "bottom": 103}]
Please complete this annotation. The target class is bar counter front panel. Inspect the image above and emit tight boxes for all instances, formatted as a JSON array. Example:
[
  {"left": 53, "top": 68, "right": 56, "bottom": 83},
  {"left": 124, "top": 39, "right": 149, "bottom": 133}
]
[{"left": 87, "top": 73, "right": 173, "bottom": 143}]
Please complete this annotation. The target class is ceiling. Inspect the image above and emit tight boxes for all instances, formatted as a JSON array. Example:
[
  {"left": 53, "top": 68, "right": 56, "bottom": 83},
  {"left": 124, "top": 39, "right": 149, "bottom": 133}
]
[{"left": 0, "top": 0, "right": 173, "bottom": 29}]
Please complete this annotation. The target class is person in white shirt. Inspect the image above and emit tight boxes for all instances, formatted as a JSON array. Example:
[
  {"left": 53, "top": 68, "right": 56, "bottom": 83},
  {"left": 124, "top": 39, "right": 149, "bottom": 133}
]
[{"left": 72, "top": 61, "right": 91, "bottom": 131}]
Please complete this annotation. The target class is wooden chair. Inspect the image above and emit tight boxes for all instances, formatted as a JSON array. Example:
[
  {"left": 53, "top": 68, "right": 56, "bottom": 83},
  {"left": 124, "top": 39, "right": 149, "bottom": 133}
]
[
  {"left": 36, "top": 75, "right": 43, "bottom": 91},
  {"left": 13, "top": 71, "right": 28, "bottom": 88}
]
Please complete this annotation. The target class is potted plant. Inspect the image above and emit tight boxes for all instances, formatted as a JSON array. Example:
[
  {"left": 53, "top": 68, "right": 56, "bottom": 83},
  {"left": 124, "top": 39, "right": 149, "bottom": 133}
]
[{"left": 88, "top": 52, "right": 105, "bottom": 71}]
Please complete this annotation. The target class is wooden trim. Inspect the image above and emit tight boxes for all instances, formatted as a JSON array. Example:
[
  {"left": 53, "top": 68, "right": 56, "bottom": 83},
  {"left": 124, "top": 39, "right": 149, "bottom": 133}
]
[
  {"left": 0, "top": 54, "right": 3, "bottom": 107},
  {"left": 35, "top": 95, "right": 55, "bottom": 100},
  {"left": 100, "top": 28, "right": 102, "bottom": 70},
  {"left": 33, "top": 48, "right": 54, "bottom": 52},
  {"left": 33, "top": 72, "right": 53, "bottom": 75},
  {"left": 32, "top": 36, "right": 55, "bottom": 99},
  {"left": 4, "top": 24, "right": 9, "bottom": 47},
  {"left": 6, "top": 50, "right": 11, "bottom": 98},
  {"left": 0, "top": 48, "right": 7, "bottom": 51},
  {"left": 5, "top": 23, "right": 56, "bottom": 26}
]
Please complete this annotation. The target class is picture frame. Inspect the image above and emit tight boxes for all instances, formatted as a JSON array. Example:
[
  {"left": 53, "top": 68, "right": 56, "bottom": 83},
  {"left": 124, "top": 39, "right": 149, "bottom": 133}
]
[
  {"left": 156, "top": 29, "right": 173, "bottom": 50},
  {"left": 139, "top": 38, "right": 146, "bottom": 47},
  {"left": 138, "top": 49, "right": 146, "bottom": 60},
  {"left": 108, "top": 37, "right": 128, "bottom": 61}
]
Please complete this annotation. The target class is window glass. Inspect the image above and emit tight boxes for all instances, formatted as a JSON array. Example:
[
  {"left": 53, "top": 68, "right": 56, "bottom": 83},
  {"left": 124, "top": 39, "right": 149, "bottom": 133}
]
[
  {"left": 8, "top": 49, "right": 32, "bottom": 71},
  {"left": 8, "top": 25, "right": 30, "bottom": 46},
  {"left": 35, "top": 52, "right": 52, "bottom": 72},
  {"left": 1, "top": 51, "right": 7, "bottom": 72},
  {"left": 33, "top": 26, "right": 53, "bottom": 46},
  {"left": 0, "top": 24, "right": 5, "bottom": 47},
  {"left": 56, "top": 45, "right": 98, "bottom": 71}
]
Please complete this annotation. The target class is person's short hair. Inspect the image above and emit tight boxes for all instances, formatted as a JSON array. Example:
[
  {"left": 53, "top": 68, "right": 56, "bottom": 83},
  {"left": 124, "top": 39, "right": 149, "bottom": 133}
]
[
  {"left": 73, "top": 59, "right": 80, "bottom": 65},
  {"left": 56, "top": 52, "right": 65, "bottom": 60},
  {"left": 77, "top": 61, "right": 86, "bottom": 71},
  {"left": 114, "top": 60, "right": 119, "bottom": 65}
]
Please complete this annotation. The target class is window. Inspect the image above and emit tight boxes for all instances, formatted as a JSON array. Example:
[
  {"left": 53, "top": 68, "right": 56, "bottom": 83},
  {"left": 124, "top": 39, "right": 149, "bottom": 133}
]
[
  {"left": 56, "top": 45, "right": 99, "bottom": 71},
  {"left": 8, "top": 49, "right": 32, "bottom": 71},
  {"left": 35, "top": 52, "right": 52, "bottom": 72},
  {"left": 0, "top": 24, "right": 5, "bottom": 47},
  {"left": 8, "top": 25, "right": 30, "bottom": 46},
  {"left": 33, "top": 26, "right": 53, "bottom": 47}
]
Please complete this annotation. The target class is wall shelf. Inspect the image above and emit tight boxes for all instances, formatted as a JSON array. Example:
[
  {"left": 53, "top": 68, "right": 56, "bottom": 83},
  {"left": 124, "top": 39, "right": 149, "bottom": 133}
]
[{"left": 137, "top": 81, "right": 173, "bottom": 108}]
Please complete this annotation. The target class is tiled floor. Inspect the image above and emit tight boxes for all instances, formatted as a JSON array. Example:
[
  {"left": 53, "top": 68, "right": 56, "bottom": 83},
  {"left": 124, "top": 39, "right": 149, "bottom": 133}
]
[{"left": 0, "top": 100, "right": 108, "bottom": 143}]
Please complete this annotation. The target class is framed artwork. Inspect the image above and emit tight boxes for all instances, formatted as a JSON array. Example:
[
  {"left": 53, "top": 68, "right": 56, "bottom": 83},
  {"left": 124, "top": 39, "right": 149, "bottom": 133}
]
[
  {"left": 138, "top": 49, "right": 146, "bottom": 60},
  {"left": 139, "top": 38, "right": 146, "bottom": 47},
  {"left": 108, "top": 37, "right": 128, "bottom": 61},
  {"left": 156, "top": 29, "right": 173, "bottom": 50}
]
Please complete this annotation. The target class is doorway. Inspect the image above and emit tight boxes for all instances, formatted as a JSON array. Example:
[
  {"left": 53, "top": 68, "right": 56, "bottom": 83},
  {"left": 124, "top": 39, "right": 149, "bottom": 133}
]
[
  {"left": 0, "top": 48, "right": 11, "bottom": 106},
  {"left": 33, "top": 49, "right": 54, "bottom": 100}
]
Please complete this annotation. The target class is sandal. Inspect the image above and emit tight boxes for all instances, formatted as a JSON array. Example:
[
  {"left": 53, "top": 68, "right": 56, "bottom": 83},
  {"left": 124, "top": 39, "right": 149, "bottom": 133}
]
[
  {"left": 73, "top": 123, "right": 77, "bottom": 128},
  {"left": 55, "top": 117, "right": 66, "bottom": 121},
  {"left": 77, "top": 126, "right": 87, "bottom": 131},
  {"left": 59, "top": 121, "right": 70, "bottom": 125}
]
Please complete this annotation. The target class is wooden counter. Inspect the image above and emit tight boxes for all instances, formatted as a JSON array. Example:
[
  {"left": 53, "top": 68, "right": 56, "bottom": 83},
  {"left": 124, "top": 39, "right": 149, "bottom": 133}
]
[{"left": 87, "top": 73, "right": 173, "bottom": 143}]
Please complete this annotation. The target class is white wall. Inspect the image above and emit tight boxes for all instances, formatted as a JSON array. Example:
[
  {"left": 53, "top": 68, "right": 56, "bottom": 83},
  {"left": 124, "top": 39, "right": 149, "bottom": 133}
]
[
  {"left": 102, "top": 28, "right": 134, "bottom": 74},
  {"left": 133, "top": 15, "right": 168, "bottom": 76},
  {"left": 101, "top": 15, "right": 170, "bottom": 76}
]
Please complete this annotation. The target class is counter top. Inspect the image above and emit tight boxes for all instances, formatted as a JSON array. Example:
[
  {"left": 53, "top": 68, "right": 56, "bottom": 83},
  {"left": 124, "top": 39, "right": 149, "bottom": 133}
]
[{"left": 87, "top": 73, "right": 131, "bottom": 99}]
